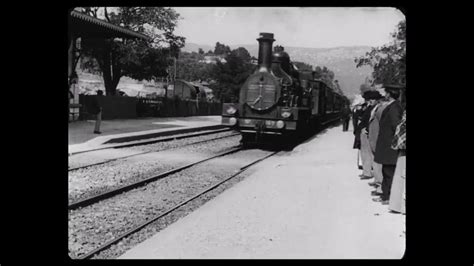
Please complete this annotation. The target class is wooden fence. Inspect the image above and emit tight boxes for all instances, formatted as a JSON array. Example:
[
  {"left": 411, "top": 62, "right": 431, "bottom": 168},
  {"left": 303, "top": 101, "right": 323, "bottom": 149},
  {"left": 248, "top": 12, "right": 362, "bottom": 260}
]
[{"left": 79, "top": 95, "right": 221, "bottom": 120}]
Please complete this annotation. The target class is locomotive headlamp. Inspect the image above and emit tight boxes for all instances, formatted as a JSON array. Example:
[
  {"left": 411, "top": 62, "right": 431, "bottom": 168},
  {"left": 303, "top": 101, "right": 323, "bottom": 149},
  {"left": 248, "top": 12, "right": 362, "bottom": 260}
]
[
  {"left": 229, "top": 117, "right": 237, "bottom": 125},
  {"left": 276, "top": 120, "right": 285, "bottom": 129},
  {"left": 226, "top": 106, "right": 237, "bottom": 115},
  {"left": 281, "top": 111, "right": 291, "bottom": 118},
  {"left": 265, "top": 120, "right": 275, "bottom": 127}
]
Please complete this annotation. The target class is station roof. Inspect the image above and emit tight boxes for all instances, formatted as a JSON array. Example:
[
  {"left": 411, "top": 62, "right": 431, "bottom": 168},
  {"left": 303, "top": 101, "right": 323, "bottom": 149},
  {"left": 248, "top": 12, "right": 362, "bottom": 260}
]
[{"left": 69, "top": 10, "right": 149, "bottom": 40}]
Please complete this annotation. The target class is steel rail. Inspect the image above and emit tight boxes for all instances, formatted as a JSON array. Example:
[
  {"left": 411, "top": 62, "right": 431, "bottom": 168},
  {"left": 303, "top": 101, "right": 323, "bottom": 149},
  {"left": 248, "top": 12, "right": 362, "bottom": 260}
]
[
  {"left": 68, "top": 133, "right": 239, "bottom": 171},
  {"left": 73, "top": 149, "right": 280, "bottom": 260},
  {"left": 69, "top": 128, "right": 232, "bottom": 156},
  {"left": 68, "top": 146, "right": 243, "bottom": 210}
]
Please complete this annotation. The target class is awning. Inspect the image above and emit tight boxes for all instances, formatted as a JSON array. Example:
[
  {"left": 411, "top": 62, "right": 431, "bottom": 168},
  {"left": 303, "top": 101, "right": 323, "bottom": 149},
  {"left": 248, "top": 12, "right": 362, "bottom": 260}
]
[{"left": 69, "top": 10, "right": 150, "bottom": 40}]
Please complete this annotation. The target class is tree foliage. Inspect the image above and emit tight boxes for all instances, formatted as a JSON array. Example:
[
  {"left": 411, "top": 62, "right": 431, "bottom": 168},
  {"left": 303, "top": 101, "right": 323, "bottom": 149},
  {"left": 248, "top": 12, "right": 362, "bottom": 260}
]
[
  {"left": 77, "top": 7, "right": 185, "bottom": 95},
  {"left": 213, "top": 42, "right": 231, "bottom": 56},
  {"left": 175, "top": 51, "right": 213, "bottom": 82},
  {"left": 355, "top": 20, "right": 406, "bottom": 86},
  {"left": 313, "top": 66, "right": 336, "bottom": 89},
  {"left": 175, "top": 46, "right": 254, "bottom": 101},
  {"left": 210, "top": 47, "right": 254, "bottom": 101}
]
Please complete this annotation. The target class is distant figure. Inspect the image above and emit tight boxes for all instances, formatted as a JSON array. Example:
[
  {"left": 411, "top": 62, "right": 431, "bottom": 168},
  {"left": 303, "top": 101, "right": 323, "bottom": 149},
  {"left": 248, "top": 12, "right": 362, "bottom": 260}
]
[
  {"left": 357, "top": 91, "right": 377, "bottom": 180},
  {"left": 352, "top": 103, "right": 366, "bottom": 170},
  {"left": 91, "top": 90, "right": 103, "bottom": 134},
  {"left": 352, "top": 103, "right": 366, "bottom": 149},
  {"left": 341, "top": 105, "right": 351, "bottom": 132},
  {"left": 373, "top": 85, "right": 403, "bottom": 205}
]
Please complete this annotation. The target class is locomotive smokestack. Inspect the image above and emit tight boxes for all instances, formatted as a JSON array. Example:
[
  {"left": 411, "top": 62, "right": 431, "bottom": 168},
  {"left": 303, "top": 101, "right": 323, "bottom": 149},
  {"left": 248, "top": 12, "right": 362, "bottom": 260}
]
[{"left": 257, "top": 32, "right": 275, "bottom": 71}]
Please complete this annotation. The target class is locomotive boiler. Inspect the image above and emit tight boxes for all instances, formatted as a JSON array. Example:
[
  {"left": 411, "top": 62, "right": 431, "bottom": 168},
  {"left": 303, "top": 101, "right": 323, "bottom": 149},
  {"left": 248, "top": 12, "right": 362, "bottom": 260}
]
[{"left": 221, "top": 32, "right": 348, "bottom": 143}]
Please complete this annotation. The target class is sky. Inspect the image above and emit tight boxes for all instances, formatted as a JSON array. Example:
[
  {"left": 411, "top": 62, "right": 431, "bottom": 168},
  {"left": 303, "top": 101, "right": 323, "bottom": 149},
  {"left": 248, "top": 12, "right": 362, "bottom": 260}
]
[{"left": 172, "top": 7, "right": 405, "bottom": 48}]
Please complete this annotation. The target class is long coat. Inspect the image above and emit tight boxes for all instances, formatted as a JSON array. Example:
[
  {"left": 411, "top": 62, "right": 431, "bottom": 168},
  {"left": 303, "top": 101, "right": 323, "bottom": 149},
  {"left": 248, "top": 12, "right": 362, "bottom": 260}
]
[
  {"left": 352, "top": 105, "right": 366, "bottom": 149},
  {"left": 90, "top": 95, "right": 102, "bottom": 115},
  {"left": 368, "top": 102, "right": 388, "bottom": 153},
  {"left": 374, "top": 100, "right": 403, "bottom": 165},
  {"left": 356, "top": 104, "right": 375, "bottom": 133}
]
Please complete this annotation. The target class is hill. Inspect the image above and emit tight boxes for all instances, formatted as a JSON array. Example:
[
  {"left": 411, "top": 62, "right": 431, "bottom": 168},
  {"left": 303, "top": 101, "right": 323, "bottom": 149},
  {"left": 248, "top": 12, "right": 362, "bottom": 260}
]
[{"left": 183, "top": 43, "right": 374, "bottom": 98}]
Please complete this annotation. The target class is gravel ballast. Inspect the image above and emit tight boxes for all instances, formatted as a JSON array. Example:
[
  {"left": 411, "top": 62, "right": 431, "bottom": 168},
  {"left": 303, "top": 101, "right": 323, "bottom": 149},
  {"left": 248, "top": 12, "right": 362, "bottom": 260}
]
[
  {"left": 68, "top": 131, "right": 236, "bottom": 169},
  {"left": 68, "top": 135, "right": 241, "bottom": 204},
  {"left": 68, "top": 148, "right": 273, "bottom": 259}
]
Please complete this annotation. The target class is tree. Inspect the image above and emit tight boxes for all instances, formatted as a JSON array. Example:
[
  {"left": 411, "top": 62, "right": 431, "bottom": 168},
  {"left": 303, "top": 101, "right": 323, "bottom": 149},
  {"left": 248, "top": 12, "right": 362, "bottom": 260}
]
[
  {"left": 210, "top": 47, "right": 254, "bottom": 100},
  {"left": 213, "top": 42, "right": 231, "bottom": 56},
  {"left": 198, "top": 48, "right": 204, "bottom": 55},
  {"left": 334, "top": 80, "right": 343, "bottom": 94},
  {"left": 230, "top": 47, "right": 252, "bottom": 63},
  {"left": 313, "top": 65, "right": 337, "bottom": 89},
  {"left": 78, "top": 7, "right": 185, "bottom": 95},
  {"left": 175, "top": 51, "right": 213, "bottom": 82},
  {"left": 355, "top": 20, "right": 406, "bottom": 86}
]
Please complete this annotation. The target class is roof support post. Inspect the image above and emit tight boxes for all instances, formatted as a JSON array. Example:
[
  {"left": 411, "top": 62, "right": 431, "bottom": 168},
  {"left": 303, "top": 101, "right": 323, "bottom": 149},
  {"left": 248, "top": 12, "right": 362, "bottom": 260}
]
[{"left": 68, "top": 34, "right": 76, "bottom": 80}]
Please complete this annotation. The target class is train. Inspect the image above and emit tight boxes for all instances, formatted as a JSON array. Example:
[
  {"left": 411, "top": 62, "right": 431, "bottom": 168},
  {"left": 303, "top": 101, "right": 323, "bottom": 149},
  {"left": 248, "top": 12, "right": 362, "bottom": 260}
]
[
  {"left": 167, "top": 79, "right": 215, "bottom": 102},
  {"left": 221, "top": 32, "right": 350, "bottom": 144}
]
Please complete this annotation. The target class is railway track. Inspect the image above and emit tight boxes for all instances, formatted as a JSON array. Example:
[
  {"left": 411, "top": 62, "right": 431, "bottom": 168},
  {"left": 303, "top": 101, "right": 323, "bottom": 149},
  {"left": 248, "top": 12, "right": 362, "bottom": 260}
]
[
  {"left": 68, "top": 146, "right": 242, "bottom": 210},
  {"left": 69, "top": 128, "right": 233, "bottom": 156},
  {"left": 68, "top": 131, "right": 239, "bottom": 171},
  {"left": 72, "top": 149, "right": 280, "bottom": 260}
]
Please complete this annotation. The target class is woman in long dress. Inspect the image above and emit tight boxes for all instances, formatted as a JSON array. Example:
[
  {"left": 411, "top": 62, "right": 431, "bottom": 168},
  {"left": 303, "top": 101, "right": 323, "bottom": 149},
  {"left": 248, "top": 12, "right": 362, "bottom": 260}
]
[{"left": 389, "top": 110, "right": 406, "bottom": 214}]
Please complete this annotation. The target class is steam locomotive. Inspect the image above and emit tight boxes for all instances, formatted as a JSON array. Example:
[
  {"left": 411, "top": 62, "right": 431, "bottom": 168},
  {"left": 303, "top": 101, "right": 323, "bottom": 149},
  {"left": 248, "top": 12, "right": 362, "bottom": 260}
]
[{"left": 221, "top": 32, "right": 349, "bottom": 143}]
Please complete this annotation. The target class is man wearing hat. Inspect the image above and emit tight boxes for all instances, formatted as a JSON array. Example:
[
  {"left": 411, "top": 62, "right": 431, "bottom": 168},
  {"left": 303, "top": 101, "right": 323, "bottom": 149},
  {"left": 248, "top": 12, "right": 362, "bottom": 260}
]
[
  {"left": 341, "top": 102, "right": 351, "bottom": 132},
  {"left": 367, "top": 90, "right": 388, "bottom": 196},
  {"left": 357, "top": 90, "right": 378, "bottom": 180},
  {"left": 352, "top": 103, "right": 365, "bottom": 150},
  {"left": 373, "top": 85, "right": 404, "bottom": 204}
]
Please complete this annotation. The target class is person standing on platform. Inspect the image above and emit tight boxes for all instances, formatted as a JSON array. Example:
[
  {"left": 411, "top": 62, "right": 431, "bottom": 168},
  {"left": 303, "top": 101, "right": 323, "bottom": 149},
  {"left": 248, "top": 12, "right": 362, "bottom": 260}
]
[
  {"left": 358, "top": 91, "right": 378, "bottom": 180},
  {"left": 91, "top": 90, "right": 103, "bottom": 134},
  {"left": 373, "top": 85, "right": 403, "bottom": 205},
  {"left": 367, "top": 91, "right": 388, "bottom": 195},
  {"left": 352, "top": 102, "right": 366, "bottom": 171},
  {"left": 341, "top": 104, "right": 351, "bottom": 132},
  {"left": 352, "top": 103, "right": 365, "bottom": 149},
  {"left": 389, "top": 109, "right": 406, "bottom": 213}
]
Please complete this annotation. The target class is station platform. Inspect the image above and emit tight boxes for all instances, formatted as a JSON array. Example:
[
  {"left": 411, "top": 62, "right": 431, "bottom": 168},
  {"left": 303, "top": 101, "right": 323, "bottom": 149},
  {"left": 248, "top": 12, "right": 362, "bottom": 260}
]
[
  {"left": 118, "top": 124, "right": 406, "bottom": 259},
  {"left": 68, "top": 116, "right": 223, "bottom": 155}
]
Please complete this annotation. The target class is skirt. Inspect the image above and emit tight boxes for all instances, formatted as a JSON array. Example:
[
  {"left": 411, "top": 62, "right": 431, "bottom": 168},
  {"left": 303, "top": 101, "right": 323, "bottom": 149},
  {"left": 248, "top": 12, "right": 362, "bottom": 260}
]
[{"left": 389, "top": 151, "right": 406, "bottom": 214}]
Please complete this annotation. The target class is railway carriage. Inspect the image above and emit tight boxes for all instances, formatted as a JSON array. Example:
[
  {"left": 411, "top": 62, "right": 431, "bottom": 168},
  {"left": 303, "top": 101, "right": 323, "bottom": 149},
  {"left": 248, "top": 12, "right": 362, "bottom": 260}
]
[{"left": 221, "top": 32, "right": 349, "bottom": 143}]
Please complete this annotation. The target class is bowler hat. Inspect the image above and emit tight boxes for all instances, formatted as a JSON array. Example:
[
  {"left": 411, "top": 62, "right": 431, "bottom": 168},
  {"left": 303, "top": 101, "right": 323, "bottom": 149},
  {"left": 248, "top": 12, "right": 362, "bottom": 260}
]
[
  {"left": 362, "top": 91, "right": 371, "bottom": 100},
  {"left": 371, "top": 90, "right": 383, "bottom": 100},
  {"left": 363, "top": 90, "right": 381, "bottom": 100}
]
